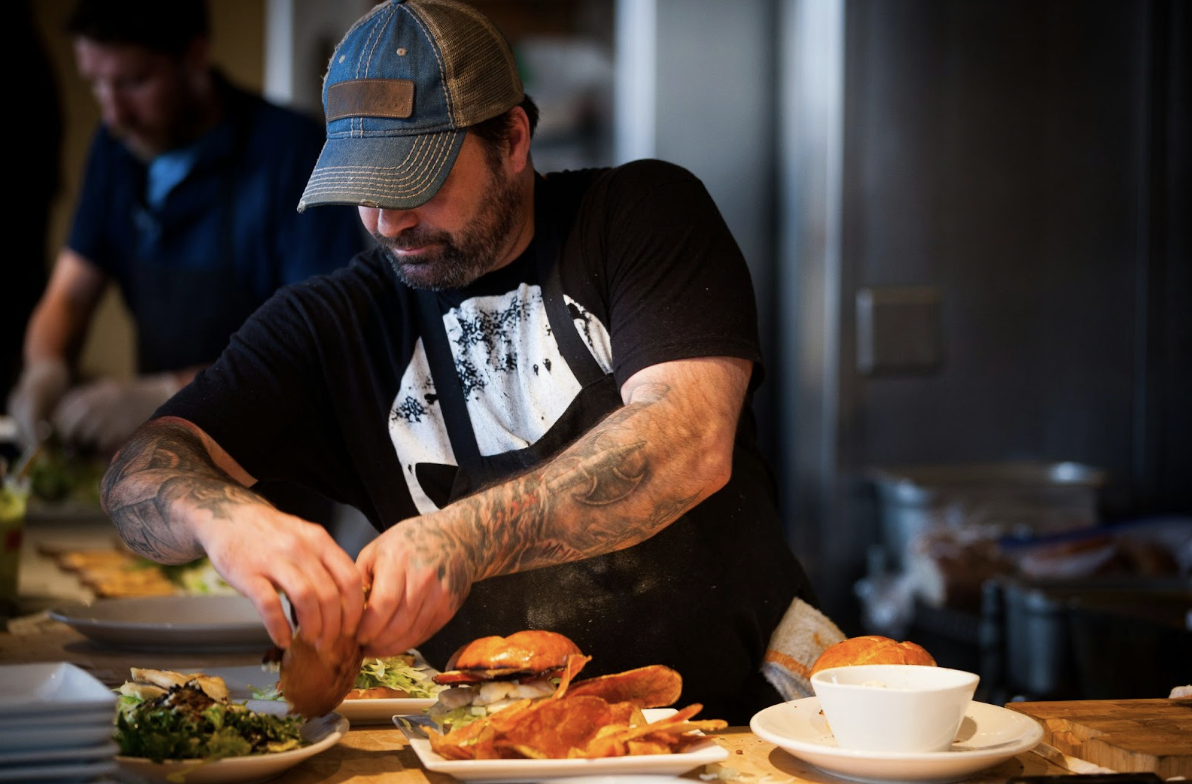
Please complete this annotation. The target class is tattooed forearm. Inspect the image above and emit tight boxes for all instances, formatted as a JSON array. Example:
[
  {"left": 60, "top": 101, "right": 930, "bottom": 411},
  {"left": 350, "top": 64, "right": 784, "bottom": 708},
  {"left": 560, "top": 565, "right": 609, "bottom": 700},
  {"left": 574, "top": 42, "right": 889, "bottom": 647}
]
[
  {"left": 436, "top": 386, "right": 712, "bottom": 582},
  {"left": 102, "top": 420, "right": 267, "bottom": 563}
]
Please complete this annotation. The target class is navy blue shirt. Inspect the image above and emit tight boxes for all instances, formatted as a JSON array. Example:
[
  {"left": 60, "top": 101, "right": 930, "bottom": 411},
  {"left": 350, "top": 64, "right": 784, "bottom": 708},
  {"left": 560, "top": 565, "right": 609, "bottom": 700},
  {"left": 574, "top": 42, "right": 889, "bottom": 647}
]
[{"left": 68, "top": 73, "right": 367, "bottom": 373}]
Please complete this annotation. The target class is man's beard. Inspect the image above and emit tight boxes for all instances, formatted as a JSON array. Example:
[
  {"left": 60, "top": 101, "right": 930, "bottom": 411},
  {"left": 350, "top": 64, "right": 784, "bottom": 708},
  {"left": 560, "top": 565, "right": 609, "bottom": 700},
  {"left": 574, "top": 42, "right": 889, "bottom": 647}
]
[{"left": 377, "top": 158, "right": 522, "bottom": 291}]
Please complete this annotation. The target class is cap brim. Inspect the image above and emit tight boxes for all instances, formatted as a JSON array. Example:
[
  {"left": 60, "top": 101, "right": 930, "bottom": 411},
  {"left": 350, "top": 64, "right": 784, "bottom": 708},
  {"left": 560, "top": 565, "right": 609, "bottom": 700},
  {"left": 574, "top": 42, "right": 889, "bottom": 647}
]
[{"left": 297, "top": 129, "right": 467, "bottom": 212}]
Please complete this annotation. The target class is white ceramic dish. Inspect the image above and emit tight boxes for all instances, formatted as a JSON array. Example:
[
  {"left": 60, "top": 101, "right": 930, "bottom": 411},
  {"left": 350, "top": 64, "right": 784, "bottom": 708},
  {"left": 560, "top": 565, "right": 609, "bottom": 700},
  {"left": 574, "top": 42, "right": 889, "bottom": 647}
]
[
  {"left": 0, "top": 722, "right": 115, "bottom": 752},
  {"left": 0, "top": 706, "right": 115, "bottom": 729},
  {"left": 49, "top": 595, "right": 272, "bottom": 651},
  {"left": 115, "top": 711, "right": 347, "bottom": 784},
  {"left": 750, "top": 697, "right": 1044, "bottom": 784},
  {"left": 401, "top": 708, "right": 728, "bottom": 783},
  {"left": 0, "top": 757, "right": 118, "bottom": 782},
  {"left": 811, "top": 664, "right": 979, "bottom": 753},
  {"left": 202, "top": 664, "right": 439, "bottom": 723},
  {"left": 0, "top": 661, "right": 116, "bottom": 714},
  {"left": 0, "top": 739, "right": 118, "bottom": 765}
]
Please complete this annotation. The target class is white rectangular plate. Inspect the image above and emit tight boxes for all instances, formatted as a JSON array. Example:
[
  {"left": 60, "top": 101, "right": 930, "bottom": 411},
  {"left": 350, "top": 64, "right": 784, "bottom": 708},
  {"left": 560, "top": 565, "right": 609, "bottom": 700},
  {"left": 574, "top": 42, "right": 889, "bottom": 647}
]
[{"left": 403, "top": 709, "right": 728, "bottom": 783}]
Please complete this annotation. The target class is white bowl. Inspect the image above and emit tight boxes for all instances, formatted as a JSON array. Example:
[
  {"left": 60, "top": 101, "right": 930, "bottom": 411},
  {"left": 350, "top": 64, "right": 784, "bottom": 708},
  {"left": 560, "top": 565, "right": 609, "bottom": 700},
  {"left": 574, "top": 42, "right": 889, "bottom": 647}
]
[{"left": 810, "top": 664, "right": 979, "bottom": 753}]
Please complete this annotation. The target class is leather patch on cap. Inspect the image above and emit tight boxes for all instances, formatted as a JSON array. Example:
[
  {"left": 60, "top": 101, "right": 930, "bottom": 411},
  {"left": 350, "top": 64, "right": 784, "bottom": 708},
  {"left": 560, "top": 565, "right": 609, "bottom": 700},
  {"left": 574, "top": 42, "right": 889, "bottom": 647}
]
[{"left": 326, "top": 79, "right": 414, "bottom": 121}]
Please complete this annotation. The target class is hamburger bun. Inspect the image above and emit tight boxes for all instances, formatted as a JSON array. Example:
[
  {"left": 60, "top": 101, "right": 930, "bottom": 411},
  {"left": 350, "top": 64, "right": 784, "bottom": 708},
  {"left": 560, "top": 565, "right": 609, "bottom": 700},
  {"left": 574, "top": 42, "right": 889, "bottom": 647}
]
[
  {"left": 811, "top": 635, "right": 936, "bottom": 675},
  {"left": 279, "top": 630, "right": 364, "bottom": 717},
  {"left": 435, "top": 630, "right": 584, "bottom": 684}
]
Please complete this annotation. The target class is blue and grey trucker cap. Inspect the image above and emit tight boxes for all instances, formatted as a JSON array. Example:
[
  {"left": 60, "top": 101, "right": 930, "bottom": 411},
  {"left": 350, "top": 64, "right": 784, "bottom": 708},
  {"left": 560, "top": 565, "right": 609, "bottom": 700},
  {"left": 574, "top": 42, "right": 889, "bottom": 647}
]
[{"left": 298, "top": 0, "right": 523, "bottom": 211}]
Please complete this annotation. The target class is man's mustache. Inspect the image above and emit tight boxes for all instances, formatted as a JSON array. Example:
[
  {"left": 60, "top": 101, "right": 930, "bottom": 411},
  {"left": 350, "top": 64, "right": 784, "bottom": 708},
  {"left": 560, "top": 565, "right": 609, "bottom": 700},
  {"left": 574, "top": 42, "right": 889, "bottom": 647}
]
[{"left": 374, "top": 229, "right": 451, "bottom": 251}]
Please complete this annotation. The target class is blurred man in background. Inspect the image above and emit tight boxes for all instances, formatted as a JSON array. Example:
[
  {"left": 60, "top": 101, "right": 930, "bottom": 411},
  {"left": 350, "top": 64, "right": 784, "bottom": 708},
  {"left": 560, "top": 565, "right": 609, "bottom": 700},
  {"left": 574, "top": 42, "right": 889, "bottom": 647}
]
[{"left": 7, "top": 0, "right": 366, "bottom": 459}]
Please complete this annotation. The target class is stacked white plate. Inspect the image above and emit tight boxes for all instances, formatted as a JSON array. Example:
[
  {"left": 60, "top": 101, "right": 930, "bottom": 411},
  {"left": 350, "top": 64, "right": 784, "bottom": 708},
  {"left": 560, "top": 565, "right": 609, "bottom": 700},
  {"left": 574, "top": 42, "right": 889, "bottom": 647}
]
[{"left": 0, "top": 662, "right": 119, "bottom": 783}]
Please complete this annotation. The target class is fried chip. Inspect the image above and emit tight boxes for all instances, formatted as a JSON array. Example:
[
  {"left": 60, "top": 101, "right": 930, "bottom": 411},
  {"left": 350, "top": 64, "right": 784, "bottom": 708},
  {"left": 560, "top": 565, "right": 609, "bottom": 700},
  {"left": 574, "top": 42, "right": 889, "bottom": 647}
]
[
  {"left": 425, "top": 691, "right": 724, "bottom": 760},
  {"left": 497, "top": 695, "right": 610, "bottom": 759},
  {"left": 564, "top": 664, "right": 682, "bottom": 708}
]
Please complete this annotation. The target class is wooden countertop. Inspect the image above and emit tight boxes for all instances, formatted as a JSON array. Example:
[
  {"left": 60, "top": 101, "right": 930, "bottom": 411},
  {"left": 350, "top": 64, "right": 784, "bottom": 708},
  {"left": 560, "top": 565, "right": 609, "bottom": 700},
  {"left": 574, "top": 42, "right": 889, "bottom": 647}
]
[
  {"left": 0, "top": 624, "right": 1082, "bottom": 783},
  {"left": 0, "top": 517, "right": 1089, "bottom": 782}
]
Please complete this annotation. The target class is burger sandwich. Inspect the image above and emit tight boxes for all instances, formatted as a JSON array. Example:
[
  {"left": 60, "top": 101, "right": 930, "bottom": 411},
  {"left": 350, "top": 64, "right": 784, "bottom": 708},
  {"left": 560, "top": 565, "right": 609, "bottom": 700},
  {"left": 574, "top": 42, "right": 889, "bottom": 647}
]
[{"left": 427, "top": 629, "right": 682, "bottom": 731}]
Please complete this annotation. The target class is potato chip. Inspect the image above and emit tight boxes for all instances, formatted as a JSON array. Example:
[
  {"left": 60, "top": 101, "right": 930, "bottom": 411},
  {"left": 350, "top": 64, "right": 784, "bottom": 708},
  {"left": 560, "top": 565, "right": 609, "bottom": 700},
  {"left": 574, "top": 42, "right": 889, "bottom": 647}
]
[
  {"left": 427, "top": 690, "right": 724, "bottom": 760},
  {"left": 497, "top": 695, "right": 610, "bottom": 759},
  {"left": 564, "top": 664, "right": 682, "bottom": 708}
]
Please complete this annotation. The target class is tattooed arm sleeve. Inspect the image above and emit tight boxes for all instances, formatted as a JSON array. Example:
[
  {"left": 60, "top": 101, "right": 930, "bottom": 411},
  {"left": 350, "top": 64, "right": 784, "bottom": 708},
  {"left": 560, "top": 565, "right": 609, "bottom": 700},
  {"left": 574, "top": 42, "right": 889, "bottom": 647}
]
[
  {"left": 100, "top": 416, "right": 266, "bottom": 564},
  {"left": 411, "top": 355, "right": 753, "bottom": 584}
]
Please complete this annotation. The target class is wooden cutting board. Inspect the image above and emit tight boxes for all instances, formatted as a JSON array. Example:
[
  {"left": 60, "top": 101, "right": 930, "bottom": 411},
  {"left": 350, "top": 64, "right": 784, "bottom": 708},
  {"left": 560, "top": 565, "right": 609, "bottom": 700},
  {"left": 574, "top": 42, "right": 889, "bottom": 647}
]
[{"left": 1007, "top": 698, "right": 1192, "bottom": 778}]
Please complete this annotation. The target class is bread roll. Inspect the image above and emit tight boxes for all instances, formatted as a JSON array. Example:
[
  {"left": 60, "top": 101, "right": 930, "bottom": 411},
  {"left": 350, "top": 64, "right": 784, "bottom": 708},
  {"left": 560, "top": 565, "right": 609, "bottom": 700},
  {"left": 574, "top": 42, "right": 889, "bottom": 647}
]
[
  {"left": 810, "top": 635, "right": 936, "bottom": 675},
  {"left": 446, "top": 629, "right": 583, "bottom": 674},
  {"left": 280, "top": 630, "right": 364, "bottom": 717}
]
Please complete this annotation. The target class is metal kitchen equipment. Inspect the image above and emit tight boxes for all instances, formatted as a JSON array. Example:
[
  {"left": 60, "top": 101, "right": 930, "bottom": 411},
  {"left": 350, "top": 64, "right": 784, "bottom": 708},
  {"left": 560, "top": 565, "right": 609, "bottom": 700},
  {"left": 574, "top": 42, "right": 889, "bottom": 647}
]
[{"left": 868, "top": 461, "right": 1107, "bottom": 569}]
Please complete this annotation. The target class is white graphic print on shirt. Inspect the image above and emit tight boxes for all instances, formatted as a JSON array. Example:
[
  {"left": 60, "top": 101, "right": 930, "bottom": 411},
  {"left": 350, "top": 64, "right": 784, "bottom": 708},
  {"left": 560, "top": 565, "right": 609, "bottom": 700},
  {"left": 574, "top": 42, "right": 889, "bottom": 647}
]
[{"left": 388, "top": 283, "right": 613, "bottom": 514}]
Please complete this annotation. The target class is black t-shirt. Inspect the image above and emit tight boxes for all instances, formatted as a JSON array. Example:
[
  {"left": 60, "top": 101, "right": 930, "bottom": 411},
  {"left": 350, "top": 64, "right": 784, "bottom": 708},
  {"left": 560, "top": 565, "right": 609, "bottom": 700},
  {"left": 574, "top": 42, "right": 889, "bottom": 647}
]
[{"left": 161, "top": 159, "right": 813, "bottom": 723}]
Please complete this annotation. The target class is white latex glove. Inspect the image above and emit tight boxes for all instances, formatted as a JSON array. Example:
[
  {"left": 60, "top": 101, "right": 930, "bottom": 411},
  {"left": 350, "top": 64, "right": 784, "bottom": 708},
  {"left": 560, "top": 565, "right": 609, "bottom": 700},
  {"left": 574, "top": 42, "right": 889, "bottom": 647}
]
[
  {"left": 52, "top": 373, "right": 181, "bottom": 453},
  {"left": 7, "top": 358, "right": 70, "bottom": 448}
]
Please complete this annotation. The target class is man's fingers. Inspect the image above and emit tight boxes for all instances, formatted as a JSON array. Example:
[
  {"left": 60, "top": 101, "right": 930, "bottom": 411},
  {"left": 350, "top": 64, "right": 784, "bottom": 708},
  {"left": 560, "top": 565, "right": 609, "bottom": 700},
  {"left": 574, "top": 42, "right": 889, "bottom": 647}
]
[
  {"left": 242, "top": 579, "right": 293, "bottom": 650},
  {"left": 356, "top": 570, "right": 404, "bottom": 648}
]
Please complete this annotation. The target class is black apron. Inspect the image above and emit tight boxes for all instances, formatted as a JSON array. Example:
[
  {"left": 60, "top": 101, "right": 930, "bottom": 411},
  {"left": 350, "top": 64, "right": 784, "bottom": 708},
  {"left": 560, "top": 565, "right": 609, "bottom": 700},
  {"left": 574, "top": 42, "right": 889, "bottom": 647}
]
[{"left": 412, "top": 187, "right": 801, "bottom": 724}]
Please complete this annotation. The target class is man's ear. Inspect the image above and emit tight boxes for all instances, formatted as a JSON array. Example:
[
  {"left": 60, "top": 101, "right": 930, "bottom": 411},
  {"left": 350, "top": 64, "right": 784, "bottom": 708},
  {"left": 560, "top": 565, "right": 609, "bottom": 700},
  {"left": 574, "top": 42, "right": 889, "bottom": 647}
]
[{"left": 507, "top": 106, "right": 533, "bottom": 174}]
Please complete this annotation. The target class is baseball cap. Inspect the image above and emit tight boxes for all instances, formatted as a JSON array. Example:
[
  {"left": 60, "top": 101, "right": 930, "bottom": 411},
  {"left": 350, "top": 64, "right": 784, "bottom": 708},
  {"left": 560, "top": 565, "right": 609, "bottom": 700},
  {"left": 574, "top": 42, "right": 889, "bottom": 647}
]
[{"left": 298, "top": 0, "right": 523, "bottom": 212}]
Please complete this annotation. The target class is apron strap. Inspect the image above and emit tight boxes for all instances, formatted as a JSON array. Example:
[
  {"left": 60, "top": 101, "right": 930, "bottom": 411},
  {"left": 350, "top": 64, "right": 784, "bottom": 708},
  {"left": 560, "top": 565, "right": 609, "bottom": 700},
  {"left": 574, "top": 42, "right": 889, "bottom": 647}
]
[
  {"left": 415, "top": 290, "right": 483, "bottom": 464},
  {"left": 534, "top": 184, "right": 606, "bottom": 388}
]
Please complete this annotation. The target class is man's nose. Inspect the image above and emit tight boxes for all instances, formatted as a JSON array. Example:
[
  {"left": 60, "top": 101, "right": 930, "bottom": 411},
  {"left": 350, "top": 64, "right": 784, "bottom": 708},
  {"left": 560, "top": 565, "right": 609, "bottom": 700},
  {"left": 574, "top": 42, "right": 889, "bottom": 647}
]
[
  {"left": 95, "top": 87, "right": 131, "bottom": 129},
  {"left": 374, "top": 208, "right": 419, "bottom": 237}
]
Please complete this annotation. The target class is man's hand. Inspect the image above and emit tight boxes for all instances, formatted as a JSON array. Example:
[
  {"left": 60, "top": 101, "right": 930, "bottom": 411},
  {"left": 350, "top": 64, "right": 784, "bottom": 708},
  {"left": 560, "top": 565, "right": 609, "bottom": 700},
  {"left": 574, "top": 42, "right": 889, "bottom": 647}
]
[
  {"left": 7, "top": 358, "right": 70, "bottom": 447},
  {"left": 354, "top": 516, "right": 475, "bottom": 657},
  {"left": 192, "top": 502, "right": 367, "bottom": 654},
  {"left": 53, "top": 373, "right": 180, "bottom": 453},
  {"left": 102, "top": 417, "right": 367, "bottom": 654}
]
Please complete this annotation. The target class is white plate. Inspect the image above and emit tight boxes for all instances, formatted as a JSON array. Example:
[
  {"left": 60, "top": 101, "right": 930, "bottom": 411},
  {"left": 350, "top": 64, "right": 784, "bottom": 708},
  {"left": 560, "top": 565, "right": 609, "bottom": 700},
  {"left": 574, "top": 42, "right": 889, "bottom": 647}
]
[
  {"left": 0, "top": 758, "right": 118, "bottom": 782},
  {"left": 0, "top": 662, "right": 115, "bottom": 714},
  {"left": 336, "top": 695, "right": 437, "bottom": 724},
  {"left": 0, "top": 721, "right": 115, "bottom": 752},
  {"left": 202, "top": 664, "right": 439, "bottom": 723},
  {"left": 402, "top": 708, "right": 728, "bottom": 783},
  {"left": 49, "top": 595, "right": 272, "bottom": 651},
  {"left": 750, "top": 697, "right": 1044, "bottom": 784},
  {"left": 115, "top": 711, "right": 347, "bottom": 784},
  {"left": 0, "top": 707, "right": 114, "bottom": 728},
  {"left": 0, "top": 739, "right": 118, "bottom": 765}
]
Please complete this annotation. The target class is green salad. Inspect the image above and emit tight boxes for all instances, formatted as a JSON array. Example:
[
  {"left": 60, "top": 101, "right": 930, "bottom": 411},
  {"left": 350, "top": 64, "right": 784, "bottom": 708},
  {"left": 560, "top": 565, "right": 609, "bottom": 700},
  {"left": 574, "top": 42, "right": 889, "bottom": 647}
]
[
  {"left": 115, "top": 681, "right": 306, "bottom": 763},
  {"left": 354, "top": 654, "right": 443, "bottom": 698},
  {"left": 251, "top": 653, "right": 442, "bottom": 703}
]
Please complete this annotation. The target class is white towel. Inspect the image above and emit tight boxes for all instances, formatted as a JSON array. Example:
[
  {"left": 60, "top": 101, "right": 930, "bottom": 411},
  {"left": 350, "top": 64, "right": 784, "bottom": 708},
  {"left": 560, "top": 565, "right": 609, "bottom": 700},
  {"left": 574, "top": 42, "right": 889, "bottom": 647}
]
[{"left": 761, "top": 597, "right": 846, "bottom": 701}]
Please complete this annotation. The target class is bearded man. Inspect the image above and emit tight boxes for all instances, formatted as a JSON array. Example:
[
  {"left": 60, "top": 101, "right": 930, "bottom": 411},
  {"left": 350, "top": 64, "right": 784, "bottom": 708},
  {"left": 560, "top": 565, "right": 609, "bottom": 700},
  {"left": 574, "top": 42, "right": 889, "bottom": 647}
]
[{"left": 99, "top": 0, "right": 829, "bottom": 725}]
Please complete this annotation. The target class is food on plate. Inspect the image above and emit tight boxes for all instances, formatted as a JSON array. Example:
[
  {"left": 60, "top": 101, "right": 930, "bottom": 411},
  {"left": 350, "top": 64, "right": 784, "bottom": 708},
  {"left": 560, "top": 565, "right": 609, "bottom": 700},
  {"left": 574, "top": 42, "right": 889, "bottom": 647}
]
[
  {"left": 277, "top": 629, "right": 364, "bottom": 718},
  {"left": 44, "top": 547, "right": 232, "bottom": 598},
  {"left": 348, "top": 653, "right": 442, "bottom": 699},
  {"left": 427, "top": 629, "right": 591, "bottom": 729},
  {"left": 437, "top": 629, "right": 585, "bottom": 681},
  {"left": 257, "top": 651, "right": 443, "bottom": 703},
  {"left": 810, "top": 635, "right": 937, "bottom": 675},
  {"left": 123, "top": 667, "right": 230, "bottom": 702},
  {"left": 421, "top": 629, "right": 727, "bottom": 759},
  {"left": 114, "top": 667, "right": 307, "bottom": 763}
]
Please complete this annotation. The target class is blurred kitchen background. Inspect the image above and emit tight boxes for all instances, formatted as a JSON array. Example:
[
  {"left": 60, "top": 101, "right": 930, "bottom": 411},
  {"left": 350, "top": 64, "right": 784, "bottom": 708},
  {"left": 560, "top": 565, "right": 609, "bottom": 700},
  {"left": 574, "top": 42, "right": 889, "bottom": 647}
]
[{"left": 21, "top": 0, "right": 1191, "bottom": 702}]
